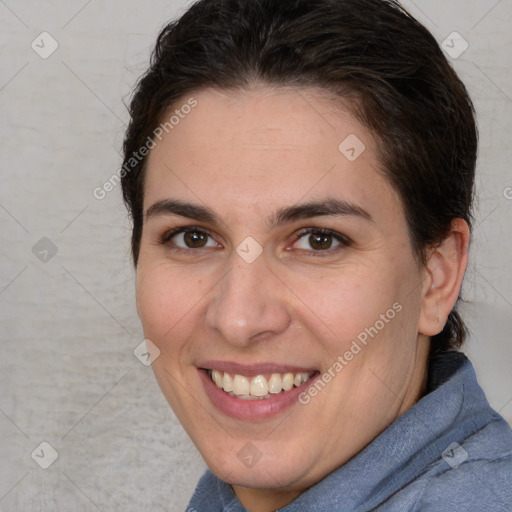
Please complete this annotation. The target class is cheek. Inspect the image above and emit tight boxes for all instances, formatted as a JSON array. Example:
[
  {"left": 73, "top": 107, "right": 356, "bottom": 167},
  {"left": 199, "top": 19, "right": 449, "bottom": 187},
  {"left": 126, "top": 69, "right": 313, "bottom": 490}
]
[
  {"left": 135, "top": 263, "right": 204, "bottom": 345},
  {"left": 310, "top": 259, "right": 421, "bottom": 360},
  {"left": 296, "top": 267, "right": 398, "bottom": 339}
]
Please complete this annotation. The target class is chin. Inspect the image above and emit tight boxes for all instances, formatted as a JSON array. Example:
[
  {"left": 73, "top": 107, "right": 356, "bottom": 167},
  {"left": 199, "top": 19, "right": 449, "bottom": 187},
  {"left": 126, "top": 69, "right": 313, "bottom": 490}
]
[{"left": 201, "top": 443, "right": 319, "bottom": 492}]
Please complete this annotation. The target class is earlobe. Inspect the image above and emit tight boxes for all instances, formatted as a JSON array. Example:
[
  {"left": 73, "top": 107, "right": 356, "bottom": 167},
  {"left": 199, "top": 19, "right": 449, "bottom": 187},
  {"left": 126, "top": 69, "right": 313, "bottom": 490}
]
[{"left": 418, "top": 219, "right": 470, "bottom": 336}]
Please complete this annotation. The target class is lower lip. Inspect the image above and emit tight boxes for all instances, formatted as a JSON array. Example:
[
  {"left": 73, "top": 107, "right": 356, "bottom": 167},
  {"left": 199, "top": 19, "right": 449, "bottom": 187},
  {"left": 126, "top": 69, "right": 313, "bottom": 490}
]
[{"left": 199, "top": 369, "right": 319, "bottom": 420}]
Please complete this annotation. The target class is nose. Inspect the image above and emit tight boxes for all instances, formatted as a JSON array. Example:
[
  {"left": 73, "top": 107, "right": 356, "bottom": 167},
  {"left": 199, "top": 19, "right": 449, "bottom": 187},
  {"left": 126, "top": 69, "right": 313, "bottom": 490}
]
[{"left": 204, "top": 252, "right": 291, "bottom": 347}]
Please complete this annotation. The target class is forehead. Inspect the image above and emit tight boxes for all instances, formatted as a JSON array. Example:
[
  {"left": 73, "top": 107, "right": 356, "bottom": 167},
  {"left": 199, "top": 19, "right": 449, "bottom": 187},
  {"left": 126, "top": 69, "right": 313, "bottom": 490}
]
[{"left": 143, "top": 86, "right": 402, "bottom": 224}]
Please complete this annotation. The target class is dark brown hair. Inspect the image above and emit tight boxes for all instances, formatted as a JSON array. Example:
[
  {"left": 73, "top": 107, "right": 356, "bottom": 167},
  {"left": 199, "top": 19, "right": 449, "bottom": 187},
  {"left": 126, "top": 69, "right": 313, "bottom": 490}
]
[{"left": 121, "top": 0, "right": 477, "bottom": 354}]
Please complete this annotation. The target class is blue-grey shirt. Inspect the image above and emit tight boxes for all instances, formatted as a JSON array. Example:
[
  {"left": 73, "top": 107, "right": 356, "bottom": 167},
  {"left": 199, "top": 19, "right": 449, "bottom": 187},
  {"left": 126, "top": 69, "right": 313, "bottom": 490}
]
[{"left": 186, "top": 352, "right": 512, "bottom": 511}]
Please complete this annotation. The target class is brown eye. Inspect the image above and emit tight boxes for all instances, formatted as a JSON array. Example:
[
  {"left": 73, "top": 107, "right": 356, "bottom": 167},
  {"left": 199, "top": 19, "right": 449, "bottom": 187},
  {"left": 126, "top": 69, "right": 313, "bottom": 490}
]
[
  {"left": 293, "top": 229, "right": 349, "bottom": 253},
  {"left": 183, "top": 230, "right": 209, "bottom": 248},
  {"left": 166, "top": 229, "right": 218, "bottom": 249},
  {"left": 308, "top": 233, "right": 333, "bottom": 250}
]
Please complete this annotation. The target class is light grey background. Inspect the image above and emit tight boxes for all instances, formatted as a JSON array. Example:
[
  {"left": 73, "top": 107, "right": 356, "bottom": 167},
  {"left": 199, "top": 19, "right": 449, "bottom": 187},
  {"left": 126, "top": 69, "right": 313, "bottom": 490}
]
[{"left": 0, "top": 1, "right": 511, "bottom": 511}]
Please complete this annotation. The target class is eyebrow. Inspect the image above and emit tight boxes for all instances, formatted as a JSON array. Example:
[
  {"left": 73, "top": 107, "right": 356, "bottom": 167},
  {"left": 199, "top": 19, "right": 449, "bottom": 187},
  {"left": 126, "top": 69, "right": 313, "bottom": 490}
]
[
  {"left": 145, "top": 198, "right": 373, "bottom": 227},
  {"left": 270, "top": 198, "right": 373, "bottom": 228},
  {"left": 146, "top": 200, "right": 217, "bottom": 223}
]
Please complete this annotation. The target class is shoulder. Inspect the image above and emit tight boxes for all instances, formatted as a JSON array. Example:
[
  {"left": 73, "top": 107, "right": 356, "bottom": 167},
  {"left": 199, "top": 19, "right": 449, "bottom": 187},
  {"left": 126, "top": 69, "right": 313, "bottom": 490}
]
[
  {"left": 413, "top": 417, "right": 512, "bottom": 512},
  {"left": 186, "top": 470, "right": 222, "bottom": 511},
  {"left": 186, "top": 470, "right": 242, "bottom": 512}
]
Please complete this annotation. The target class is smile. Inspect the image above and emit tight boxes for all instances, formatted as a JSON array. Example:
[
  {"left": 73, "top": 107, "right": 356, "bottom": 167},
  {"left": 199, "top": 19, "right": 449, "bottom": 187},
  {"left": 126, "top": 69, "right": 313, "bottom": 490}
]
[
  {"left": 199, "top": 363, "right": 320, "bottom": 420},
  {"left": 208, "top": 369, "right": 316, "bottom": 400}
]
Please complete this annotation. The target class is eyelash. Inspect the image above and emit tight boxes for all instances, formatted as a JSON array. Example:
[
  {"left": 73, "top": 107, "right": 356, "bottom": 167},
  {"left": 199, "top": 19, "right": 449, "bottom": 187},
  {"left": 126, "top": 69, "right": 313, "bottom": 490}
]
[
  {"left": 293, "top": 227, "right": 352, "bottom": 255},
  {"left": 160, "top": 226, "right": 219, "bottom": 252},
  {"left": 159, "top": 226, "right": 352, "bottom": 255}
]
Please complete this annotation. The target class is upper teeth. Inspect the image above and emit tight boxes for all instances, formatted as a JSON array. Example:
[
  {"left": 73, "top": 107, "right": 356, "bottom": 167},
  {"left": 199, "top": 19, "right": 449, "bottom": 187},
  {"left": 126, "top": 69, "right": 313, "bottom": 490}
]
[{"left": 210, "top": 370, "right": 312, "bottom": 399}]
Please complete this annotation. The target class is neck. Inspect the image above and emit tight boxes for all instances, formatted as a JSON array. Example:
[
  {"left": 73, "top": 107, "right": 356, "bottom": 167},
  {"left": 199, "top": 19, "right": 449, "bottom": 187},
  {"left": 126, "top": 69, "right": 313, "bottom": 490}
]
[{"left": 231, "top": 485, "right": 302, "bottom": 512}]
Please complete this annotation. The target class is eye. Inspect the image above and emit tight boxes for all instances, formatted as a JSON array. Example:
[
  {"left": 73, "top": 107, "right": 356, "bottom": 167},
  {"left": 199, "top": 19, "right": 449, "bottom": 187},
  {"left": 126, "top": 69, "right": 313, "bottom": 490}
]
[
  {"left": 292, "top": 228, "right": 350, "bottom": 252},
  {"left": 162, "top": 227, "right": 219, "bottom": 250}
]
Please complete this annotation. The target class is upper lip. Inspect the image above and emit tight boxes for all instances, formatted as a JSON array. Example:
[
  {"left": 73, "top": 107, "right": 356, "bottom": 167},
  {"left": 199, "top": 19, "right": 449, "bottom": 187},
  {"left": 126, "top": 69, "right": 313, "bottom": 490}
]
[{"left": 198, "top": 360, "right": 318, "bottom": 377}]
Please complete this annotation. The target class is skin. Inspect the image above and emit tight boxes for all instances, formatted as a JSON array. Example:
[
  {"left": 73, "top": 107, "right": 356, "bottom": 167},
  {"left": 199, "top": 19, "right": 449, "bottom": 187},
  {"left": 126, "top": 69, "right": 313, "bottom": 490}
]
[{"left": 135, "top": 86, "right": 470, "bottom": 512}]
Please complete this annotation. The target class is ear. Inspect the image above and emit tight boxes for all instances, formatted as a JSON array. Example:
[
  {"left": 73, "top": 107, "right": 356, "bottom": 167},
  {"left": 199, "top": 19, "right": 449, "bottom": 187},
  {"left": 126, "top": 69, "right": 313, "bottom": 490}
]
[{"left": 418, "top": 219, "right": 470, "bottom": 336}]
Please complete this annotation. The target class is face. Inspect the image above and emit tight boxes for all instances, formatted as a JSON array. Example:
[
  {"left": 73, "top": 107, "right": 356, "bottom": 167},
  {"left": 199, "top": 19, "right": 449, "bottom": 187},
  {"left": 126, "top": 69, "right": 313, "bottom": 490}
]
[{"left": 136, "top": 87, "right": 431, "bottom": 507}]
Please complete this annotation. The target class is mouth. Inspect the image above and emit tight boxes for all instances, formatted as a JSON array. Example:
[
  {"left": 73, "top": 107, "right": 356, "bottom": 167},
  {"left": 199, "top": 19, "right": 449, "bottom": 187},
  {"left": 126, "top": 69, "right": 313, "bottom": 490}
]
[
  {"left": 207, "top": 369, "right": 317, "bottom": 400},
  {"left": 197, "top": 362, "right": 320, "bottom": 420}
]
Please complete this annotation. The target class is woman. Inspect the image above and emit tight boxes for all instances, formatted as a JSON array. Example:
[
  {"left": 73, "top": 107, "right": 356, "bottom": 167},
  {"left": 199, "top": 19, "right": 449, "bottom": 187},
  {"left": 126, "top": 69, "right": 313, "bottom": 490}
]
[{"left": 121, "top": 0, "right": 512, "bottom": 510}]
